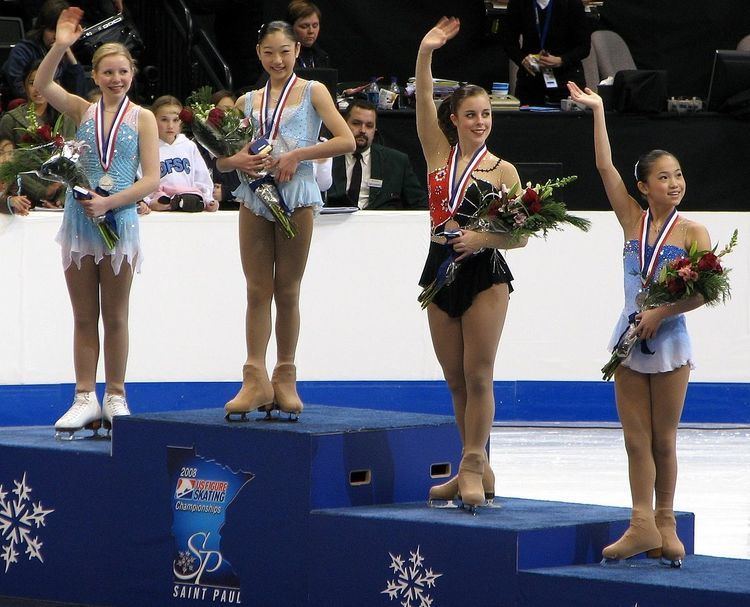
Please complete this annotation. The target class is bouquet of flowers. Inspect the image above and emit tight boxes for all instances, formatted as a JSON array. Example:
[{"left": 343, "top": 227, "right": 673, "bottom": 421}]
[
  {"left": 180, "top": 86, "right": 296, "bottom": 238},
  {"left": 601, "top": 230, "right": 738, "bottom": 380},
  {"left": 418, "top": 176, "right": 589, "bottom": 308},
  {"left": 0, "top": 106, "right": 69, "bottom": 204}
]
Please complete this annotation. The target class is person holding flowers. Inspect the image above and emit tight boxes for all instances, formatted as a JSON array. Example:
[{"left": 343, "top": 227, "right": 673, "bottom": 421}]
[
  {"left": 567, "top": 81, "right": 716, "bottom": 567},
  {"left": 216, "top": 21, "right": 354, "bottom": 421},
  {"left": 35, "top": 7, "right": 160, "bottom": 438},
  {"left": 416, "top": 17, "right": 529, "bottom": 512}
]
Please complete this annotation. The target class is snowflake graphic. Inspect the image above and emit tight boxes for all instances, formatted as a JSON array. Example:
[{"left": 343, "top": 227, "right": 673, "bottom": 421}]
[
  {"left": 0, "top": 473, "right": 54, "bottom": 574},
  {"left": 174, "top": 550, "right": 196, "bottom": 575},
  {"left": 381, "top": 545, "right": 443, "bottom": 607}
]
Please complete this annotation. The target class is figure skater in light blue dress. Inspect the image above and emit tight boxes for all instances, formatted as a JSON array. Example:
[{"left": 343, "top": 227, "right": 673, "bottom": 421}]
[
  {"left": 35, "top": 8, "right": 160, "bottom": 439},
  {"left": 216, "top": 21, "right": 354, "bottom": 421},
  {"left": 568, "top": 81, "right": 712, "bottom": 567}
]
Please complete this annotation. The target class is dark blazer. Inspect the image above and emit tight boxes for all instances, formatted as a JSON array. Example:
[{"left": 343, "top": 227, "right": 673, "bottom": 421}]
[{"left": 326, "top": 143, "right": 427, "bottom": 210}]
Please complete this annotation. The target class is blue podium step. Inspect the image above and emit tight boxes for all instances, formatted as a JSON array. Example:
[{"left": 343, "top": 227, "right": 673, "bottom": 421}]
[
  {"left": 0, "top": 406, "right": 461, "bottom": 607},
  {"left": 308, "top": 498, "right": 694, "bottom": 607},
  {"left": 518, "top": 555, "right": 750, "bottom": 607},
  {"left": 0, "top": 407, "right": 744, "bottom": 607}
]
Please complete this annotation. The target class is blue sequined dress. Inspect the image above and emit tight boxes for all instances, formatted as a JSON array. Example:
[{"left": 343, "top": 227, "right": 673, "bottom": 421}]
[
  {"left": 232, "top": 80, "right": 323, "bottom": 221},
  {"left": 608, "top": 239, "right": 693, "bottom": 373},
  {"left": 56, "top": 103, "right": 142, "bottom": 274}
]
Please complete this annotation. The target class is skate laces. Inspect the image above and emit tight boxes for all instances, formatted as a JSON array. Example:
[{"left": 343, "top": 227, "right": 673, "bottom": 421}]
[
  {"left": 105, "top": 394, "right": 130, "bottom": 416},
  {"left": 61, "top": 392, "right": 95, "bottom": 416}
]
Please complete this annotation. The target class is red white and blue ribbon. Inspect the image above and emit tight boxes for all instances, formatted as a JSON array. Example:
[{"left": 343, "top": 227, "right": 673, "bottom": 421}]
[
  {"left": 446, "top": 143, "right": 487, "bottom": 215},
  {"left": 259, "top": 74, "right": 297, "bottom": 139},
  {"left": 639, "top": 208, "right": 679, "bottom": 286},
  {"left": 94, "top": 96, "right": 130, "bottom": 172}
]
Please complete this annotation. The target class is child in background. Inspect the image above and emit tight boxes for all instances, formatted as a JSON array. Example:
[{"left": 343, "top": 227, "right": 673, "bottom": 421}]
[{"left": 146, "top": 95, "right": 218, "bottom": 212}]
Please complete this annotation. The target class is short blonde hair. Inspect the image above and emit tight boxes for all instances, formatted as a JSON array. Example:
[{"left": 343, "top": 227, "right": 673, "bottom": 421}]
[{"left": 92, "top": 43, "right": 136, "bottom": 73}]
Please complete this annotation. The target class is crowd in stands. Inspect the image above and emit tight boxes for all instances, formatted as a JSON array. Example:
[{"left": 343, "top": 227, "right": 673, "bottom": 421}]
[{"left": 1, "top": 0, "right": 431, "bottom": 215}]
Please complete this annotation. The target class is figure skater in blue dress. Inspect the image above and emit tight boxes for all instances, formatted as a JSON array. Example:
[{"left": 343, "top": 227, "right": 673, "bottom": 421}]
[
  {"left": 216, "top": 21, "right": 354, "bottom": 421},
  {"left": 568, "top": 81, "right": 712, "bottom": 567},
  {"left": 35, "top": 7, "right": 160, "bottom": 438}
]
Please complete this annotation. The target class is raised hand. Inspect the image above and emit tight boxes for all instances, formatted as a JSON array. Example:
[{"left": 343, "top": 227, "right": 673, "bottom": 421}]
[
  {"left": 420, "top": 16, "right": 460, "bottom": 52},
  {"left": 566, "top": 81, "right": 603, "bottom": 111},
  {"left": 55, "top": 7, "right": 85, "bottom": 49}
]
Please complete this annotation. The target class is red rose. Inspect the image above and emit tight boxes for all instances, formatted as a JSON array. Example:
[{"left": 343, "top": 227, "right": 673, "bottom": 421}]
[
  {"left": 37, "top": 124, "right": 52, "bottom": 142},
  {"left": 178, "top": 108, "right": 194, "bottom": 124},
  {"left": 666, "top": 277, "right": 686, "bottom": 295},
  {"left": 697, "top": 251, "right": 722, "bottom": 273},
  {"left": 207, "top": 107, "right": 225, "bottom": 128},
  {"left": 522, "top": 188, "right": 542, "bottom": 214},
  {"left": 20, "top": 133, "right": 33, "bottom": 144}
]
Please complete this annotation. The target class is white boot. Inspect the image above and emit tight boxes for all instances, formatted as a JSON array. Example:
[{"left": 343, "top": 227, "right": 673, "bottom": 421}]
[
  {"left": 102, "top": 393, "right": 131, "bottom": 433},
  {"left": 54, "top": 391, "right": 102, "bottom": 440}
]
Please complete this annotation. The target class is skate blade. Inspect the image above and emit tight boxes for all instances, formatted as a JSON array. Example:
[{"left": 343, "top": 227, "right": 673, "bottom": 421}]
[
  {"left": 54, "top": 425, "right": 102, "bottom": 441},
  {"left": 660, "top": 557, "right": 683, "bottom": 568},
  {"left": 256, "top": 407, "right": 300, "bottom": 422},
  {"left": 427, "top": 498, "right": 459, "bottom": 509}
]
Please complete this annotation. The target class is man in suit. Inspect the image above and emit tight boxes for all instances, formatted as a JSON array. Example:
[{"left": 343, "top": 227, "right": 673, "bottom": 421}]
[{"left": 326, "top": 100, "right": 427, "bottom": 210}]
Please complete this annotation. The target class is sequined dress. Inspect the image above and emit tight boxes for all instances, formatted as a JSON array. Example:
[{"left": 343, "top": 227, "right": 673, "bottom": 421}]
[
  {"left": 419, "top": 168, "right": 513, "bottom": 318},
  {"left": 233, "top": 80, "right": 323, "bottom": 221},
  {"left": 56, "top": 103, "right": 142, "bottom": 274},
  {"left": 608, "top": 239, "right": 693, "bottom": 373}
]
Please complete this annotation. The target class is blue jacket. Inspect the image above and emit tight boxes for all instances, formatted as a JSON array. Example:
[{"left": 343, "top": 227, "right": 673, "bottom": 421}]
[{"left": 2, "top": 39, "right": 86, "bottom": 100}]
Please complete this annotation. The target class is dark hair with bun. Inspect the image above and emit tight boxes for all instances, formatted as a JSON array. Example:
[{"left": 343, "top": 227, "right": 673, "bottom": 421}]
[
  {"left": 257, "top": 20, "right": 297, "bottom": 44},
  {"left": 436, "top": 84, "right": 489, "bottom": 146},
  {"left": 635, "top": 149, "right": 678, "bottom": 182}
]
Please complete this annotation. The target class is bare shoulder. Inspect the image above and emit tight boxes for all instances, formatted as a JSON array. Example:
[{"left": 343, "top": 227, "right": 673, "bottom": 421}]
[
  {"left": 481, "top": 154, "right": 521, "bottom": 189},
  {"left": 681, "top": 217, "right": 711, "bottom": 249}
]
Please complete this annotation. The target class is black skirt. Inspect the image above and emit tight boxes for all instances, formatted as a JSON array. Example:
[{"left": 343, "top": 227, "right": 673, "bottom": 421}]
[{"left": 418, "top": 241, "right": 514, "bottom": 318}]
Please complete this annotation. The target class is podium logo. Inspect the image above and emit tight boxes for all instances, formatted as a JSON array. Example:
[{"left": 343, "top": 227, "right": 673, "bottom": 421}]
[
  {"left": 381, "top": 545, "right": 443, "bottom": 605},
  {"left": 0, "top": 472, "right": 54, "bottom": 574}
]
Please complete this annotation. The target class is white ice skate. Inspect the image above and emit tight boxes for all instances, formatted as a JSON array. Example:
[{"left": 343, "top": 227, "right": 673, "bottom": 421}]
[
  {"left": 54, "top": 391, "right": 102, "bottom": 440},
  {"left": 102, "top": 393, "right": 131, "bottom": 435}
]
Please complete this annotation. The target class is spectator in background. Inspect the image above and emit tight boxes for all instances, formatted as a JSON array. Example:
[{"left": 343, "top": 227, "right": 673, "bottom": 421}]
[
  {"left": 286, "top": 0, "right": 330, "bottom": 69},
  {"left": 145, "top": 95, "right": 217, "bottom": 212},
  {"left": 326, "top": 100, "right": 427, "bottom": 210},
  {"left": 2, "top": 0, "right": 87, "bottom": 100},
  {"left": 203, "top": 89, "right": 240, "bottom": 208},
  {"left": 0, "top": 60, "right": 77, "bottom": 147},
  {"left": 0, "top": 138, "right": 32, "bottom": 216},
  {"left": 500, "top": 0, "right": 590, "bottom": 105}
]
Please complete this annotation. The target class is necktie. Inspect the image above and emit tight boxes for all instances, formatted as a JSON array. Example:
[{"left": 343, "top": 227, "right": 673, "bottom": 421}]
[{"left": 347, "top": 152, "right": 362, "bottom": 205}]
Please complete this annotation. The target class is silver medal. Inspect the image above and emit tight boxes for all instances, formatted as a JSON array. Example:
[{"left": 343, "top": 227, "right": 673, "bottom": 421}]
[{"left": 98, "top": 174, "right": 115, "bottom": 192}]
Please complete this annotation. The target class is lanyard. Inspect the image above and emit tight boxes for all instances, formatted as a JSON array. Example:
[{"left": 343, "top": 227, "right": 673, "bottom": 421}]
[
  {"left": 534, "top": 0, "right": 554, "bottom": 50},
  {"left": 259, "top": 74, "right": 297, "bottom": 139},
  {"left": 639, "top": 208, "right": 679, "bottom": 286},
  {"left": 446, "top": 144, "right": 487, "bottom": 215}
]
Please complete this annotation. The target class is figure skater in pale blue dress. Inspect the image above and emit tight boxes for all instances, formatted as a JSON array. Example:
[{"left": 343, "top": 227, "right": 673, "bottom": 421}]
[
  {"left": 568, "top": 82, "right": 712, "bottom": 567},
  {"left": 216, "top": 21, "right": 354, "bottom": 421},
  {"left": 35, "top": 8, "right": 160, "bottom": 438}
]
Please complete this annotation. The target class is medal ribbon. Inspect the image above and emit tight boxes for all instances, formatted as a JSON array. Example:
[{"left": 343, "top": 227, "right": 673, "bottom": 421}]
[
  {"left": 638, "top": 208, "right": 679, "bottom": 287},
  {"left": 259, "top": 74, "right": 297, "bottom": 139},
  {"left": 447, "top": 144, "right": 487, "bottom": 215},
  {"left": 95, "top": 96, "right": 130, "bottom": 172}
]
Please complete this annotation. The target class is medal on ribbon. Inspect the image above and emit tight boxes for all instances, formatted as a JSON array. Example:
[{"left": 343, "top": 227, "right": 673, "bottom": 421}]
[
  {"left": 94, "top": 96, "right": 130, "bottom": 192},
  {"left": 636, "top": 208, "right": 680, "bottom": 308},
  {"left": 259, "top": 74, "right": 297, "bottom": 140},
  {"left": 446, "top": 144, "right": 487, "bottom": 215}
]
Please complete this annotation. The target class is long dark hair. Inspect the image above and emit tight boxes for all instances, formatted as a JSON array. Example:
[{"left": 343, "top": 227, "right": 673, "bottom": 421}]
[
  {"left": 436, "top": 84, "right": 488, "bottom": 146},
  {"left": 27, "top": 0, "right": 69, "bottom": 46}
]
